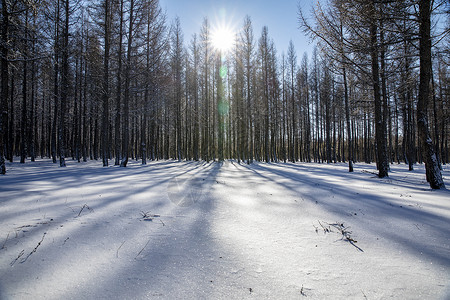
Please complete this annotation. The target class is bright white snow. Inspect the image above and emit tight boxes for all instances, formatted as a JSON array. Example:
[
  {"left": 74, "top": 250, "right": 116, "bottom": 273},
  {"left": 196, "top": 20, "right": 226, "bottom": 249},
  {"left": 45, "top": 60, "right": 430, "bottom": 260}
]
[{"left": 0, "top": 159, "right": 449, "bottom": 299}]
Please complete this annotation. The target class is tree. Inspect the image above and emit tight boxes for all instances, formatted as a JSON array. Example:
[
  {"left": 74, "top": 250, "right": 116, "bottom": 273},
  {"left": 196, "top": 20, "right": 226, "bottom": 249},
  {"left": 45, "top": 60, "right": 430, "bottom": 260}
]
[
  {"left": 416, "top": 0, "right": 445, "bottom": 189},
  {"left": 0, "top": 0, "right": 9, "bottom": 174},
  {"left": 299, "top": 0, "right": 389, "bottom": 175},
  {"left": 242, "top": 16, "right": 255, "bottom": 163},
  {"left": 120, "top": 0, "right": 135, "bottom": 167},
  {"left": 368, "top": 0, "right": 388, "bottom": 178},
  {"left": 101, "top": 0, "right": 112, "bottom": 167},
  {"left": 321, "top": 61, "right": 332, "bottom": 163},
  {"left": 190, "top": 34, "right": 200, "bottom": 161},
  {"left": 200, "top": 17, "right": 211, "bottom": 161},
  {"left": 170, "top": 17, "right": 184, "bottom": 161},
  {"left": 58, "top": 0, "right": 71, "bottom": 167},
  {"left": 20, "top": 8, "right": 29, "bottom": 164},
  {"left": 258, "top": 26, "right": 271, "bottom": 162},
  {"left": 287, "top": 40, "right": 297, "bottom": 162}
]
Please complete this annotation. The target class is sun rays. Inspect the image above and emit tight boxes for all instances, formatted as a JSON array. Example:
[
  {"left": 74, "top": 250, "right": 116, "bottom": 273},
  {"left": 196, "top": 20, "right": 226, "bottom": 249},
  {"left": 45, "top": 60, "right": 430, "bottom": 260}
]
[{"left": 211, "top": 24, "right": 235, "bottom": 53}]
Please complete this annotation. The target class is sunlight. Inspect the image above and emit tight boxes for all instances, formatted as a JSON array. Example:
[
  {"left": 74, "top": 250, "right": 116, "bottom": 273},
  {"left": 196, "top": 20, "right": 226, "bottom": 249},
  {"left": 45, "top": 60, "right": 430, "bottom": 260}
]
[{"left": 211, "top": 24, "right": 235, "bottom": 53}]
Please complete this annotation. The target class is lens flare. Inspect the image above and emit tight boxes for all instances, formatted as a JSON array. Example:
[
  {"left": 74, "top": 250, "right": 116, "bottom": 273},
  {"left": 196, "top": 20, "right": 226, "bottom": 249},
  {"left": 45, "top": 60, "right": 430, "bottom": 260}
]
[{"left": 211, "top": 24, "right": 235, "bottom": 53}]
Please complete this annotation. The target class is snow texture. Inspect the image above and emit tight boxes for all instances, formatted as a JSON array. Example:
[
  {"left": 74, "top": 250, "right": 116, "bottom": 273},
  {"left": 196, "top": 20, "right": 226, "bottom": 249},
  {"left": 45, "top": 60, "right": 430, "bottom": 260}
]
[{"left": 0, "top": 159, "right": 449, "bottom": 299}]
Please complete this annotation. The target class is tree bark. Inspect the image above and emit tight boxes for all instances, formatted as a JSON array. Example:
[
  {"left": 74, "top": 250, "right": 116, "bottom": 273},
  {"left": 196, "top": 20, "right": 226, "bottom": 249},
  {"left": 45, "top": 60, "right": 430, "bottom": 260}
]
[
  {"left": 59, "top": 0, "right": 70, "bottom": 167},
  {"left": 417, "top": 0, "right": 445, "bottom": 189},
  {"left": 369, "top": 2, "right": 388, "bottom": 178},
  {"left": 102, "top": 0, "right": 111, "bottom": 167},
  {"left": 21, "top": 9, "right": 29, "bottom": 164},
  {"left": 120, "top": 0, "right": 134, "bottom": 167},
  {"left": 115, "top": 0, "right": 124, "bottom": 165},
  {"left": 0, "top": 0, "right": 9, "bottom": 174}
]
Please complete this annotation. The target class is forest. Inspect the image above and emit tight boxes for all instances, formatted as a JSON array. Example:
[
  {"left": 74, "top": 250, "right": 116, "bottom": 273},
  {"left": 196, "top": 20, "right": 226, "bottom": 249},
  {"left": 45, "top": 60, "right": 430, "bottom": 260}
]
[
  {"left": 1, "top": 1, "right": 449, "bottom": 298},
  {"left": 0, "top": 0, "right": 448, "bottom": 188}
]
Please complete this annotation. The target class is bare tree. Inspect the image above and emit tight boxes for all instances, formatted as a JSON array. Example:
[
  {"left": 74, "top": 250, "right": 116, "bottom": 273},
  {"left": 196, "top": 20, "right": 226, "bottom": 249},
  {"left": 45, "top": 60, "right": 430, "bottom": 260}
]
[
  {"left": 416, "top": 0, "right": 445, "bottom": 189},
  {"left": 0, "top": 0, "right": 9, "bottom": 174}
]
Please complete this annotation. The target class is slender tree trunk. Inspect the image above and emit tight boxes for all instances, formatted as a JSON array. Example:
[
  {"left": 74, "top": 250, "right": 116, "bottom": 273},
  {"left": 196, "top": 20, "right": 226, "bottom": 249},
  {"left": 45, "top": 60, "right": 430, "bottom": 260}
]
[
  {"left": 82, "top": 39, "right": 88, "bottom": 162},
  {"left": 121, "top": 0, "right": 134, "bottom": 167},
  {"left": 193, "top": 36, "right": 199, "bottom": 161},
  {"left": 115, "top": 0, "right": 124, "bottom": 165},
  {"left": 379, "top": 16, "right": 389, "bottom": 170},
  {"left": 21, "top": 9, "right": 29, "bottom": 164},
  {"left": 417, "top": 0, "right": 445, "bottom": 189},
  {"left": 0, "top": 0, "right": 9, "bottom": 174},
  {"left": 338, "top": 16, "right": 353, "bottom": 168},
  {"left": 343, "top": 66, "right": 353, "bottom": 171},
  {"left": 52, "top": 0, "right": 60, "bottom": 164},
  {"left": 431, "top": 69, "right": 441, "bottom": 169},
  {"left": 369, "top": 3, "right": 388, "bottom": 178},
  {"left": 102, "top": 0, "right": 110, "bottom": 167},
  {"left": 217, "top": 54, "right": 225, "bottom": 161},
  {"left": 74, "top": 54, "right": 80, "bottom": 162},
  {"left": 29, "top": 12, "right": 37, "bottom": 162},
  {"left": 59, "top": 0, "right": 69, "bottom": 167}
]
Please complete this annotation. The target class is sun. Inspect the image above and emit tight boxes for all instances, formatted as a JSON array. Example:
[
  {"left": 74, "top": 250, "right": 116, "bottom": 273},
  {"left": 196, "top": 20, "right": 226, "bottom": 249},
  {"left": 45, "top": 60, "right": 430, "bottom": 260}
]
[{"left": 211, "top": 24, "right": 235, "bottom": 53}]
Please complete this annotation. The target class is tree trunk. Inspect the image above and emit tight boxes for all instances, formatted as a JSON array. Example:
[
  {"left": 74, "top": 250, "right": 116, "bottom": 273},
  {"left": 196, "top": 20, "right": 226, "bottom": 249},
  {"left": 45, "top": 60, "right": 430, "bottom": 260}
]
[
  {"left": 21, "top": 9, "right": 29, "bottom": 164},
  {"left": 417, "top": 0, "right": 445, "bottom": 189},
  {"left": 369, "top": 3, "right": 388, "bottom": 178},
  {"left": 0, "top": 0, "right": 8, "bottom": 174},
  {"left": 115, "top": 0, "right": 124, "bottom": 165},
  {"left": 59, "top": 0, "right": 69, "bottom": 167},
  {"left": 102, "top": 0, "right": 111, "bottom": 167},
  {"left": 52, "top": 0, "right": 60, "bottom": 164},
  {"left": 120, "top": 0, "right": 134, "bottom": 167},
  {"left": 343, "top": 66, "right": 353, "bottom": 171}
]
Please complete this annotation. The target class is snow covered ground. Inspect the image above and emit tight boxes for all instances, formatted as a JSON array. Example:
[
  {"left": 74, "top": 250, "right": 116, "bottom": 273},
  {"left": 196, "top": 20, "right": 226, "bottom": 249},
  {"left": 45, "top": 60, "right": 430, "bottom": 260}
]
[{"left": 0, "top": 159, "right": 449, "bottom": 299}]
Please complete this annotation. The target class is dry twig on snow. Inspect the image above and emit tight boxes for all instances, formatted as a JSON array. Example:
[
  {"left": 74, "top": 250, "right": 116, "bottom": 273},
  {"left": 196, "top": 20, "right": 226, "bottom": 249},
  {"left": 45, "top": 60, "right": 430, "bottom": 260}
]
[
  {"left": 2, "top": 233, "right": 9, "bottom": 249},
  {"left": 21, "top": 232, "right": 47, "bottom": 263},
  {"left": 316, "top": 221, "right": 364, "bottom": 252},
  {"left": 10, "top": 250, "right": 24, "bottom": 266},
  {"left": 77, "top": 204, "right": 93, "bottom": 217},
  {"left": 328, "top": 222, "right": 364, "bottom": 252},
  {"left": 117, "top": 240, "right": 126, "bottom": 258},
  {"left": 135, "top": 238, "right": 151, "bottom": 259}
]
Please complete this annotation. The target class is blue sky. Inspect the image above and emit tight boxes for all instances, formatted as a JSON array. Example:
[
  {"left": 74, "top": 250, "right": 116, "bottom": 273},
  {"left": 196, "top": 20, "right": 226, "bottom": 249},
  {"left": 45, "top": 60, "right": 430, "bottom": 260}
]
[{"left": 159, "top": 0, "right": 315, "bottom": 61}]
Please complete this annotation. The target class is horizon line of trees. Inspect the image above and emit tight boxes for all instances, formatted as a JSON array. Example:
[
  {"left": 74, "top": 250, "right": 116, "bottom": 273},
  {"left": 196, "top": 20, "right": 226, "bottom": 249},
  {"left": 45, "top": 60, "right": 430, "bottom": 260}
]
[{"left": 0, "top": 0, "right": 448, "bottom": 188}]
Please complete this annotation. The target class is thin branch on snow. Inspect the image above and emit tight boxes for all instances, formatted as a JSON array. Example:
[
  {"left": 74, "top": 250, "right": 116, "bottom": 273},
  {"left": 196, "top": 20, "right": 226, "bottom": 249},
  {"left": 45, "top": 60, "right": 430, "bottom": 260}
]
[
  {"left": 2, "top": 233, "right": 9, "bottom": 249},
  {"left": 10, "top": 250, "right": 24, "bottom": 266},
  {"left": 77, "top": 204, "right": 93, "bottom": 217},
  {"left": 316, "top": 221, "right": 364, "bottom": 252},
  {"left": 117, "top": 241, "right": 126, "bottom": 258},
  {"left": 140, "top": 211, "right": 161, "bottom": 221},
  {"left": 328, "top": 222, "right": 364, "bottom": 252},
  {"left": 135, "top": 239, "right": 151, "bottom": 259},
  {"left": 318, "top": 220, "right": 332, "bottom": 233},
  {"left": 21, "top": 233, "right": 47, "bottom": 263}
]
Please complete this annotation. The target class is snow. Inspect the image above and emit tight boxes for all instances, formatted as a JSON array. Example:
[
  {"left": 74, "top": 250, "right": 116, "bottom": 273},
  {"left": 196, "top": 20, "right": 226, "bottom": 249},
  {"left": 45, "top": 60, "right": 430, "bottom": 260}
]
[{"left": 0, "top": 159, "right": 449, "bottom": 299}]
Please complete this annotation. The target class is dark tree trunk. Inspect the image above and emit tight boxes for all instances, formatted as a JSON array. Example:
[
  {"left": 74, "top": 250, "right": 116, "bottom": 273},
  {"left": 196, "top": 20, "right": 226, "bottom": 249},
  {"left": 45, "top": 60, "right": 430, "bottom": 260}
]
[
  {"left": 417, "top": 0, "right": 445, "bottom": 189},
  {"left": 115, "top": 0, "right": 124, "bottom": 165},
  {"left": 30, "top": 13, "right": 37, "bottom": 162},
  {"left": 343, "top": 66, "right": 353, "bottom": 171},
  {"left": 0, "top": 0, "right": 8, "bottom": 174},
  {"left": 21, "top": 9, "right": 29, "bottom": 164},
  {"left": 59, "top": 0, "right": 69, "bottom": 167},
  {"left": 52, "top": 0, "right": 61, "bottom": 164},
  {"left": 193, "top": 36, "right": 199, "bottom": 161},
  {"left": 369, "top": 3, "right": 388, "bottom": 178},
  {"left": 120, "top": 0, "right": 134, "bottom": 167},
  {"left": 102, "top": 0, "right": 111, "bottom": 167}
]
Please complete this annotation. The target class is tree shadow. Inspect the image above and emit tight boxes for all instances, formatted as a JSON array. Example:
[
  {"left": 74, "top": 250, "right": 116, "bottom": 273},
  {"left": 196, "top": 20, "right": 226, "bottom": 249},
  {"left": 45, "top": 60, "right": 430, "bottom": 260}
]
[
  {"left": 239, "top": 162, "right": 450, "bottom": 268},
  {"left": 0, "top": 160, "right": 231, "bottom": 299}
]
